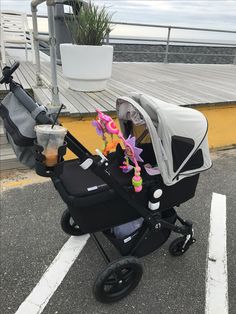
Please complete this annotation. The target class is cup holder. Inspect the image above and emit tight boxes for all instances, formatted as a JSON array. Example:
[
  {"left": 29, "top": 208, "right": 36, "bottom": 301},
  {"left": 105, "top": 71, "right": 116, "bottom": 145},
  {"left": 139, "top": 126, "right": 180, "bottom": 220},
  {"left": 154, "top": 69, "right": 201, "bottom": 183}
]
[{"left": 34, "top": 141, "right": 67, "bottom": 177}]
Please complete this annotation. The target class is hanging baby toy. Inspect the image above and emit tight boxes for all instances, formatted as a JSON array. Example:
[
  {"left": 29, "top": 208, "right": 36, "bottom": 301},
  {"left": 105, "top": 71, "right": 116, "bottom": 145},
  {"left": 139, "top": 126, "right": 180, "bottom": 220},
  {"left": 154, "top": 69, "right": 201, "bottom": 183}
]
[
  {"left": 92, "top": 109, "right": 120, "bottom": 156},
  {"left": 92, "top": 109, "right": 143, "bottom": 192}
]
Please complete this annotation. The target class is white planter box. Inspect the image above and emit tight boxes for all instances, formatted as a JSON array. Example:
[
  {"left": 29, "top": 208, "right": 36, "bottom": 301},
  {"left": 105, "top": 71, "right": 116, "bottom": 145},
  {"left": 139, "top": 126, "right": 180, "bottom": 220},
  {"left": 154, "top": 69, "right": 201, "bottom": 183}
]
[{"left": 60, "top": 44, "right": 113, "bottom": 92}]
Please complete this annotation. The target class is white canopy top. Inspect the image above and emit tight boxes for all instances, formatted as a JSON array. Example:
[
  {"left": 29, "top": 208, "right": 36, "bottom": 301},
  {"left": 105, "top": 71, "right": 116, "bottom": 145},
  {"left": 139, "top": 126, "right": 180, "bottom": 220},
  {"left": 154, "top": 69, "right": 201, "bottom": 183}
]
[{"left": 117, "top": 93, "right": 212, "bottom": 186}]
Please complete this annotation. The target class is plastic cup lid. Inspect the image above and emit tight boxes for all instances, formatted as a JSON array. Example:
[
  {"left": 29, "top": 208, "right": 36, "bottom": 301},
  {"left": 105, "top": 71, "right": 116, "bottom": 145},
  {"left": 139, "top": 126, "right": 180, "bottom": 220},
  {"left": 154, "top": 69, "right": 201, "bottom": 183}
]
[{"left": 35, "top": 124, "right": 67, "bottom": 135}]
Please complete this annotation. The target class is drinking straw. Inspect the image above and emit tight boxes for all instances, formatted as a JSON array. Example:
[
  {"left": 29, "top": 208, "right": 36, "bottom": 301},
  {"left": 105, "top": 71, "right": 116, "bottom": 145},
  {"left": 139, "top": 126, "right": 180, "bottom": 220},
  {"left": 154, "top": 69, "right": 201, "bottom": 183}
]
[
  {"left": 51, "top": 104, "right": 64, "bottom": 129},
  {"left": 43, "top": 104, "right": 64, "bottom": 166},
  {"left": 43, "top": 104, "right": 64, "bottom": 163}
]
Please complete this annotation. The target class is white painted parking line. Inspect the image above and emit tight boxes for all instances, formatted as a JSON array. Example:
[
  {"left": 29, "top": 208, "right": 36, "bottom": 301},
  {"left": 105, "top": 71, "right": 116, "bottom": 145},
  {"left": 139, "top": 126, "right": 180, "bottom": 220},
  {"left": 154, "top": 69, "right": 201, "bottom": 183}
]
[
  {"left": 205, "top": 193, "right": 228, "bottom": 314},
  {"left": 15, "top": 234, "right": 90, "bottom": 314}
]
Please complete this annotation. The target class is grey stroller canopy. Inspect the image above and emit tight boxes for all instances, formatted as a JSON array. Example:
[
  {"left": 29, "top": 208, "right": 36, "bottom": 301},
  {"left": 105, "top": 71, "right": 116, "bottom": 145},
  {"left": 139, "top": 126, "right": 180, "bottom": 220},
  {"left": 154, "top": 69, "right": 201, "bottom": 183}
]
[{"left": 117, "top": 93, "right": 212, "bottom": 186}]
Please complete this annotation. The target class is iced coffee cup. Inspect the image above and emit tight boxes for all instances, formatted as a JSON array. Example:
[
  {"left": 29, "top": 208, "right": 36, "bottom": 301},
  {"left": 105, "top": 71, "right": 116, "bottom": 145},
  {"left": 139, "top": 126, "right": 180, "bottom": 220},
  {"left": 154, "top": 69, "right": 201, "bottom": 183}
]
[{"left": 35, "top": 125, "right": 67, "bottom": 167}]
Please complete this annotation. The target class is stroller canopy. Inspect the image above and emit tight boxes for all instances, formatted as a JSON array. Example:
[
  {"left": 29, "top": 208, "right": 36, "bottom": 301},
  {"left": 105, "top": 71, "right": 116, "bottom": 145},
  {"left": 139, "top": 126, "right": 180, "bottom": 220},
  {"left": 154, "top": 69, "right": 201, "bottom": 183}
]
[{"left": 116, "top": 93, "right": 212, "bottom": 186}]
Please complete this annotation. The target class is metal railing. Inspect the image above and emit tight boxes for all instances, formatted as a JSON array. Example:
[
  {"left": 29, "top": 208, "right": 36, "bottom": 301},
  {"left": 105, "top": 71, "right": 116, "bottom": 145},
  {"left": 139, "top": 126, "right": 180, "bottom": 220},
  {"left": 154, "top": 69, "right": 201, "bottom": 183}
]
[
  {"left": 33, "top": 16, "right": 236, "bottom": 63},
  {"left": 108, "top": 22, "right": 236, "bottom": 64},
  {"left": 31, "top": 0, "right": 60, "bottom": 108}
]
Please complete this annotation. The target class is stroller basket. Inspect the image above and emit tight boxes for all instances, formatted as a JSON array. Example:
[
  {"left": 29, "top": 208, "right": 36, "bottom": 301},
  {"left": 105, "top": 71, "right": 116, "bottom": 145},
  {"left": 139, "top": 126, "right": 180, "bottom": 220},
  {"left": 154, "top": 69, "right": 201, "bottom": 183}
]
[{"left": 103, "top": 208, "right": 177, "bottom": 257}]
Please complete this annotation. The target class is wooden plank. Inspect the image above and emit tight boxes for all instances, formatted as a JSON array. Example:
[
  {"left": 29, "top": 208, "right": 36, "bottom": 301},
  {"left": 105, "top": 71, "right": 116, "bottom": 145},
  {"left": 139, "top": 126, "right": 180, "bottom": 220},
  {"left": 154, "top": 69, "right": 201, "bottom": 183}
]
[
  {"left": 34, "top": 61, "right": 236, "bottom": 108},
  {"left": 0, "top": 136, "right": 9, "bottom": 145},
  {"left": 100, "top": 89, "right": 118, "bottom": 102},
  {"left": 2, "top": 57, "right": 236, "bottom": 115},
  {"left": 143, "top": 63, "right": 236, "bottom": 93},
  {"left": 111, "top": 63, "right": 236, "bottom": 105},
  {"left": 0, "top": 155, "right": 27, "bottom": 171},
  {"left": 0, "top": 148, "right": 15, "bottom": 157},
  {"left": 0, "top": 124, "right": 8, "bottom": 145},
  {"left": 19, "top": 61, "right": 37, "bottom": 87},
  {"left": 40, "top": 63, "right": 90, "bottom": 114},
  {"left": 111, "top": 70, "right": 190, "bottom": 104},
  {"left": 8, "top": 59, "right": 31, "bottom": 90},
  {"left": 33, "top": 87, "right": 51, "bottom": 107},
  {"left": 0, "top": 61, "right": 7, "bottom": 92},
  {"left": 47, "top": 64, "right": 117, "bottom": 112},
  {"left": 41, "top": 63, "right": 90, "bottom": 113},
  {"left": 20, "top": 63, "right": 65, "bottom": 112},
  {"left": 85, "top": 91, "right": 115, "bottom": 112},
  {"left": 165, "top": 65, "right": 236, "bottom": 91},
  {"left": 41, "top": 62, "right": 116, "bottom": 113}
]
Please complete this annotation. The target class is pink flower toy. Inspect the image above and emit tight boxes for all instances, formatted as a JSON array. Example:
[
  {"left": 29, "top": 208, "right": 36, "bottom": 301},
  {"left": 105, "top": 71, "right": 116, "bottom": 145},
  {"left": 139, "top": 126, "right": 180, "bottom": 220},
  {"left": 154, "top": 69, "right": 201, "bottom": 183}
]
[
  {"left": 94, "top": 109, "right": 119, "bottom": 135},
  {"left": 92, "top": 109, "right": 144, "bottom": 192},
  {"left": 92, "top": 109, "right": 120, "bottom": 155}
]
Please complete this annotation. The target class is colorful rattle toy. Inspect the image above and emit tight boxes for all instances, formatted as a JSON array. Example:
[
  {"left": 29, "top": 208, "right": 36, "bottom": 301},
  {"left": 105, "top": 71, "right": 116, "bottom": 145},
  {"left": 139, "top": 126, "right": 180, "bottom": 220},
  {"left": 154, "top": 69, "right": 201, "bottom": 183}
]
[
  {"left": 124, "top": 135, "right": 143, "bottom": 192},
  {"left": 92, "top": 109, "right": 120, "bottom": 156},
  {"left": 92, "top": 109, "right": 143, "bottom": 192}
]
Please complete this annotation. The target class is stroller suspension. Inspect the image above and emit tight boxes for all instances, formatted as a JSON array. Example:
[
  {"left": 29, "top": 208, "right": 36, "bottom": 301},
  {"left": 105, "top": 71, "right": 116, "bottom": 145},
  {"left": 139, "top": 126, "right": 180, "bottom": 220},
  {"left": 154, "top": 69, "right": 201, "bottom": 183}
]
[{"left": 168, "top": 216, "right": 196, "bottom": 256}]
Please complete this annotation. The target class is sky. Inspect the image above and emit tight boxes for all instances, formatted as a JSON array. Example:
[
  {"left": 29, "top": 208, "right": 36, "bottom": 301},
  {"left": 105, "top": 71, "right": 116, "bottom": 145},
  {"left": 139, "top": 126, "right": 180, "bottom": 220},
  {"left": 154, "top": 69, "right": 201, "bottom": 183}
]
[
  {"left": 1, "top": 0, "right": 236, "bottom": 30},
  {"left": 94, "top": 0, "right": 236, "bottom": 30},
  {"left": 1, "top": 1, "right": 236, "bottom": 43}
]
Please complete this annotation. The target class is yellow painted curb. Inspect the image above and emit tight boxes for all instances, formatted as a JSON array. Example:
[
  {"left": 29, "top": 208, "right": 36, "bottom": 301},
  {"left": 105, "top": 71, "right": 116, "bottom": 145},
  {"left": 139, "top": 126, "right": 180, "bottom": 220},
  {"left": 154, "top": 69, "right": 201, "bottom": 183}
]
[
  {"left": 60, "top": 103, "right": 236, "bottom": 158},
  {"left": 197, "top": 103, "right": 236, "bottom": 149},
  {"left": 60, "top": 116, "right": 121, "bottom": 160},
  {"left": 0, "top": 172, "right": 49, "bottom": 191}
]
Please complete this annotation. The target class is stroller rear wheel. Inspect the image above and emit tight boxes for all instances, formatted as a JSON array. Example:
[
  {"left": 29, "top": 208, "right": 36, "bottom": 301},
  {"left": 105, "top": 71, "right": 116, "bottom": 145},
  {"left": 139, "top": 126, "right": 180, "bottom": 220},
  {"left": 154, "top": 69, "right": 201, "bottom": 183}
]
[
  {"left": 93, "top": 256, "right": 143, "bottom": 303},
  {"left": 60, "top": 209, "right": 86, "bottom": 236}
]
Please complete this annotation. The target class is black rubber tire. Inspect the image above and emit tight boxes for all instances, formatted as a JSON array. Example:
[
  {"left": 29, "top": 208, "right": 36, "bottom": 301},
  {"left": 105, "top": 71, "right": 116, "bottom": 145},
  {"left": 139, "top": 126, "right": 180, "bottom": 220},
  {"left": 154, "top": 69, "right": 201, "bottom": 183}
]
[
  {"left": 93, "top": 256, "right": 143, "bottom": 303},
  {"left": 169, "top": 237, "right": 189, "bottom": 256},
  {"left": 60, "top": 209, "right": 86, "bottom": 236}
]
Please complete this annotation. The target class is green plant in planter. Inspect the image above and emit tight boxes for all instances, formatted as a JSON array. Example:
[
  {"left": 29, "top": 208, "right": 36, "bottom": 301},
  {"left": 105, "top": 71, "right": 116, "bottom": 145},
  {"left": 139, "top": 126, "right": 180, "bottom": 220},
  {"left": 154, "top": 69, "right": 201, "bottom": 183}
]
[{"left": 66, "top": 1, "right": 113, "bottom": 45}]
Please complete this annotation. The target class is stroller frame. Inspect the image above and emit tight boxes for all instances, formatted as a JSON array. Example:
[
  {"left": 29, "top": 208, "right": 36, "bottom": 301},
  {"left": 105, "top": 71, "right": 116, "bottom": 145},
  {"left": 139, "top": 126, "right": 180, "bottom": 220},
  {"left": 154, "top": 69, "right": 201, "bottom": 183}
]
[{"left": 1, "top": 62, "right": 197, "bottom": 303}]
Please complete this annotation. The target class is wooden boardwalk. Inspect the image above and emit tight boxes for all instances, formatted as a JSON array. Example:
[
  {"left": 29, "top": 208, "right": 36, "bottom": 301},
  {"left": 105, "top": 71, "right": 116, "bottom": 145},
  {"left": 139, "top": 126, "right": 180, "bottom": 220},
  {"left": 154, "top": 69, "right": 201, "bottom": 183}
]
[
  {"left": 1, "top": 58, "right": 236, "bottom": 116},
  {"left": 1, "top": 50, "right": 236, "bottom": 171}
]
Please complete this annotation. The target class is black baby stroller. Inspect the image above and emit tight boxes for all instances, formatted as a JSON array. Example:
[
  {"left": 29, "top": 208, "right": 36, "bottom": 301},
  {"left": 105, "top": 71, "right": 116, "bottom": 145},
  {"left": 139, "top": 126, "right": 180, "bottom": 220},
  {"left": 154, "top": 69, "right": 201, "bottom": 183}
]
[{"left": 0, "top": 62, "right": 212, "bottom": 303}]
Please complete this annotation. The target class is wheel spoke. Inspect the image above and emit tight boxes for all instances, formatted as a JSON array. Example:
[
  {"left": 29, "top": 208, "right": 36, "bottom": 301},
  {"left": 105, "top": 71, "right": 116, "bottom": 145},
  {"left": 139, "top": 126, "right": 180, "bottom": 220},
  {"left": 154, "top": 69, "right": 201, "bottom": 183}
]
[
  {"left": 70, "top": 217, "right": 80, "bottom": 229},
  {"left": 121, "top": 269, "right": 134, "bottom": 281},
  {"left": 109, "top": 283, "right": 121, "bottom": 294},
  {"left": 104, "top": 277, "right": 117, "bottom": 285},
  {"left": 72, "top": 223, "right": 80, "bottom": 229},
  {"left": 103, "top": 270, "right": 133, "bottom": 294}
]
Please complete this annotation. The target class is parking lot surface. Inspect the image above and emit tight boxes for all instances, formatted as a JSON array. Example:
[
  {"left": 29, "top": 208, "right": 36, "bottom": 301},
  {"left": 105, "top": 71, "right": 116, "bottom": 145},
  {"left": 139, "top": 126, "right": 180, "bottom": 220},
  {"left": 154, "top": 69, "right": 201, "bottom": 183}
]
[{"left": 0, "top": 149, "right": 235, "bottom": 314}]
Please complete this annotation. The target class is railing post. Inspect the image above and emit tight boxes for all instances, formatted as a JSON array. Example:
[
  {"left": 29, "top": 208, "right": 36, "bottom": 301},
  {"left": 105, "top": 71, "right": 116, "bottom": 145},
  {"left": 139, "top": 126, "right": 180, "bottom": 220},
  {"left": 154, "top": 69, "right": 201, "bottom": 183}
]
[
  {"left": 31, "top": 2, "right": 43, "bottom": 86},
  {"left": 47, "top": 0, "right": 60, "bottom": 108},
  {"left": 164, "top": 27, "right": 171, "bottom": 64},
  {"left": 233, "top": 49, "right": 236, "bottom": 65},
  {"left": 106, "top": 32, "right": 110, "bottom": 45}
]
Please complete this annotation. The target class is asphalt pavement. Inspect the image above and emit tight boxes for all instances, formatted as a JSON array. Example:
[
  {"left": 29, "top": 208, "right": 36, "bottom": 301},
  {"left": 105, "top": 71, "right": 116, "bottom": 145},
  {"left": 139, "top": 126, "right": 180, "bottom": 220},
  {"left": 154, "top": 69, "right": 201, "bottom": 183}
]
[{"left": 0, "top": 149, "right": 235, "bottom": 314}]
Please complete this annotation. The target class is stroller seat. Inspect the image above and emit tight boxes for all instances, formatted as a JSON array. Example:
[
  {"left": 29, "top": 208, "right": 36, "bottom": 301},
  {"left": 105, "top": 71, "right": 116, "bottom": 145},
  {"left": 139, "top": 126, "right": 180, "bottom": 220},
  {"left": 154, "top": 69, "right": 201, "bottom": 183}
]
[
  {"left": 52, "top": 156, "right": 199, "bottom": 234},
  {"left": 54, "top": 157, "right": 161, "bottom": 202},
  {"left": 58, "top": 159, "right": 109, "bottom": 197},
  {"left": 52, "top": 157, "right": 164, "bottom": 233}
]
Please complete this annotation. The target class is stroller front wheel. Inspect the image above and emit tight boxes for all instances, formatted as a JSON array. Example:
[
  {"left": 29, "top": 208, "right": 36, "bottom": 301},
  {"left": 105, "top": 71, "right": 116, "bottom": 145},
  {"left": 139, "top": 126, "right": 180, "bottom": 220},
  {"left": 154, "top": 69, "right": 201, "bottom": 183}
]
[
  {"left": 60, "top": 209, "right": 86, "bottom": 236},
  {"left": 169, "top": 236, "right": 195, "bottom": 256},
  {"left": 93, "top": 256, "right": 143, "bottom": 303}
]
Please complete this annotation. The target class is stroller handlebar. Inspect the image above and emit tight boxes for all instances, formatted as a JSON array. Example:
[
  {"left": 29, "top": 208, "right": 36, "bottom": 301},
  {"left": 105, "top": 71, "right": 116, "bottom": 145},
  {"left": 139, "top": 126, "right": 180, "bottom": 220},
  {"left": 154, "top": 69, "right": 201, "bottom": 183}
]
[
  {"left": 0, "top": 62, "right": 53, "bottom": 124},
  {"left": 0, "top": 62, "right": 20, "bottom": 84}
]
